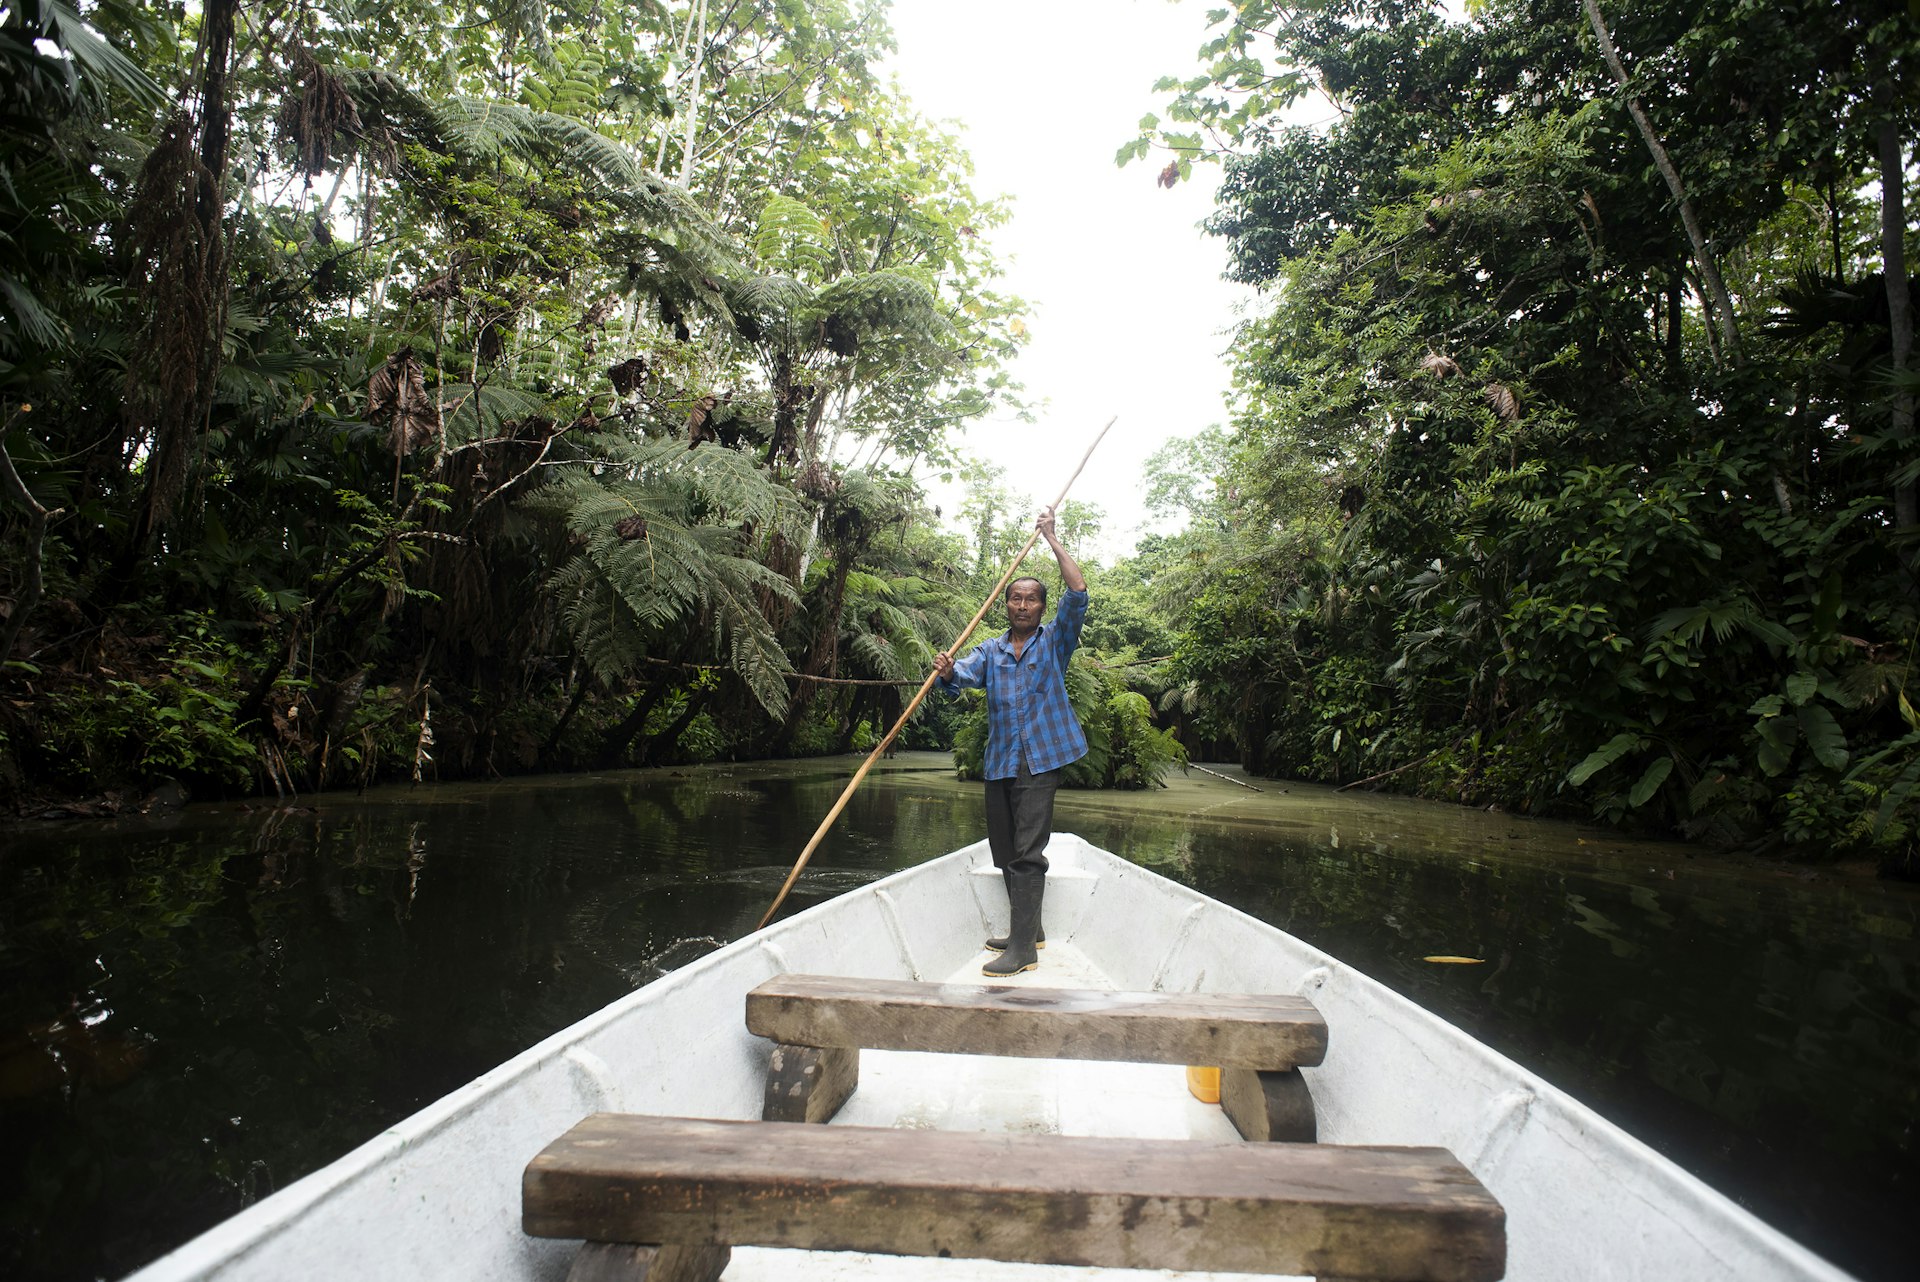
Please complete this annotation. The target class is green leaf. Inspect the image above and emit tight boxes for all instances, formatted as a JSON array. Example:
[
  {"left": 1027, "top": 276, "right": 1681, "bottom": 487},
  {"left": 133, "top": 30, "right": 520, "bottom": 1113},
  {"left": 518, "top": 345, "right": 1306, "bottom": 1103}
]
[
  {"left": 1747, "top": 694, "right": 1784, "bottom": 717},
  {"left": 1901, "top": 689, "right": 1919, "bottom": 731},
  {"left": 1796, "top": 703, "right": 1849, "bottom": 771},
  {"left": 1567, "top": 732, "right": 1645, "bottom": 786},
  {"left": 1754, "top": 713, "right": 1797, "bottom": 776},
  {"left": 1872, "top": 753, "right": 1920, "bottom": 838},
  {"left": 1628, "top": 755, "right": 1673, "bottom": 808},
  {"left": 47, "top": 2, "right": 167, "bottom": 109},
  {"left": 1784, "top": 672, "right": 1817, "bottom": 706}
]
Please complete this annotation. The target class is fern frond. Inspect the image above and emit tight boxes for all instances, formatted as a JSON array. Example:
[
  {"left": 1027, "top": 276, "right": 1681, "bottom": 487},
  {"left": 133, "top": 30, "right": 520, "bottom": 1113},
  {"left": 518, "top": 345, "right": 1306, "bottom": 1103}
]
[
  {"left": 441, "top": 383, "right": 550, "bottom": 442},
  {"left": 753, "top": 195, "right": 834, "bottom": 277}
]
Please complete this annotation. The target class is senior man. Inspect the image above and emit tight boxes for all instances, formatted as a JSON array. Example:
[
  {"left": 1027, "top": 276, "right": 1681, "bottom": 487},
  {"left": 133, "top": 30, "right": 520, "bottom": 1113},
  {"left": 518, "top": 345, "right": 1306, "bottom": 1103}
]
[{"left": 933, "top": 506, "right": 1089, "bottom": 977}]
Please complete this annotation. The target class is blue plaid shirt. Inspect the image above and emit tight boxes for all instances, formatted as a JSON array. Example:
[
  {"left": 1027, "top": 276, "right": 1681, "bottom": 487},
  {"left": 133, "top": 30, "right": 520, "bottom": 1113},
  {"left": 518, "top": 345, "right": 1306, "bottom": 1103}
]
[{"left": 937, "top": 588, "right": 1089, "bottom": 780}]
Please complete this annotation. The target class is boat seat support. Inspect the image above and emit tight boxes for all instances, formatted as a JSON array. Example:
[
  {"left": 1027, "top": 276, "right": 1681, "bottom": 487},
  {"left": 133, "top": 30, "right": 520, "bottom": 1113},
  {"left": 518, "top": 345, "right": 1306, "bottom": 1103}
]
[
  {"left": 760, "top": 1042, "right": 857, "bottom": 1124},
  {"left": 564, "top": 1242, "right": 730, "bottom": 1282},
  {"left": 524, "top": 1113, "right": 1506, "bottom": 1282},
  {"left": 749, "top": 974, "right": 1325, "bottom": 1140},
  {"left": 1222, "top": 1064, "right": 1317, "bottom": 1141}
]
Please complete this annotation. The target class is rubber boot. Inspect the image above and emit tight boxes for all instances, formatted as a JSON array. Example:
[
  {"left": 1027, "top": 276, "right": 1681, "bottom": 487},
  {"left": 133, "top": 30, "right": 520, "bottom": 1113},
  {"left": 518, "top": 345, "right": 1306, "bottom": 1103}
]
[
  {"left": 982, "top": 871, "right": 1044, "bottom": 977},
  {"left": 985, "top": 869, "right": 1046, "bottom": 952}
]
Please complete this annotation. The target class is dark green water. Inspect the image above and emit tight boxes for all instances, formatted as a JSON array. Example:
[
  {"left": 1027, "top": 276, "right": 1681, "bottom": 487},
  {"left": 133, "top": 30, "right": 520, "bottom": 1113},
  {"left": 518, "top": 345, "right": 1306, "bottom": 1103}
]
[{"left": 1, "top": 755, "right": 1914, "bottom": 1281}]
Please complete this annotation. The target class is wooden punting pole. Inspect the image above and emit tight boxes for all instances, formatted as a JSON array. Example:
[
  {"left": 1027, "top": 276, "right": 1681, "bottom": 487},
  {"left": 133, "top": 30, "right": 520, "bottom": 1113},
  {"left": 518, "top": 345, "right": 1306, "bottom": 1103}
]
[{"left": 756, "top": 416, "right": 1119, "bottom": 929}]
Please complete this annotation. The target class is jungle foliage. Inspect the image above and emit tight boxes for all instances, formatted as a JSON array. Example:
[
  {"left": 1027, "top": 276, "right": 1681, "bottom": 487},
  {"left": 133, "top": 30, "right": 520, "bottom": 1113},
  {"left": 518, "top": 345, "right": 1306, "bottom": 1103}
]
[
  {"left": 1126, "top": 0, "right": 1920, "bottom": 868},
  {"left": 0, "top": 0, "right": 1188, "bottom": 810}
]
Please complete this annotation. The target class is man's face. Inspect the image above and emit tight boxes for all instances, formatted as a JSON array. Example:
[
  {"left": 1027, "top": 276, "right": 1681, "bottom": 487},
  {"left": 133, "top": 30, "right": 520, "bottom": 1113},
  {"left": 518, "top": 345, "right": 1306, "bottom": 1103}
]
[{"left": 1006, "top": 581, "right": 1045, "bottom": 632}]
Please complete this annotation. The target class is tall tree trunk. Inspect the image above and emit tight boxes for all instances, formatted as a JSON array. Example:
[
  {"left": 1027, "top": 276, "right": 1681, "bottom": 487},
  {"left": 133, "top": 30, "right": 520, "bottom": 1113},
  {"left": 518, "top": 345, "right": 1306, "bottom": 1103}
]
[
  {"left": 540, "top": 673, "right": 594, "bottom": 764},
  {"left": 196, "top": 0, "right": 237, "bottom": 230},
  {"left": 833, "top": 688, "right": 870, "bottom": 754},
  {"left": 595, "top": 634, "right": 700, "bottom": 767},
  {"left": 595, "top": 676, "right": 678, "bottom": 769},
  {"left": 771, "top": 553, "right": 854, "bottom": 751},
  {"left": 655, "top": 0, "right": 704, "bottom": 173},
  {"left": 0, "top": 436, "right": 58, "bottom": 664},
  {"left": 680, "top": 0, "right": 709, "bottom": 181},
  {"left": 642, "top": 685, "right": 716, "bottom": 767},
  {"left": 1879, "top": 95, "right": 1916, "bottom": 538},
  {"left": 1583, "top": 0, "right": 1741, "bottom": 364},
  {"left": 117, "top": 0, "right": 238, "bottom": 570},
  {"left": 1664, "top": 265, "right": 1684, "bottom": 386}
]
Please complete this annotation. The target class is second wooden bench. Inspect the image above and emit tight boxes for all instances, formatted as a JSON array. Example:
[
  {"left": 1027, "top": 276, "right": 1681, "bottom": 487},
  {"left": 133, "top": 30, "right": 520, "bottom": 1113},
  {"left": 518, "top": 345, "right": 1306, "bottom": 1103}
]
[
  {"left": 524, "top": 1113, "right": 1506, "bottom": 1282},
  {"left": 745, "top": 973, "right": 1327, "bottom": 1141}
]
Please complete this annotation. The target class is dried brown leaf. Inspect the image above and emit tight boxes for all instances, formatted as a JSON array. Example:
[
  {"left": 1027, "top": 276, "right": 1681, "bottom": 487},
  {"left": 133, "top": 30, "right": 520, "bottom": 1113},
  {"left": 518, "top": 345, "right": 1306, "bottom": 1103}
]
[
  {"left": 369, "top": 347, "right": 440, "bottom": 455},
  {"left": 1483, "top": 382, "right": 1521, "bottom": 422}
]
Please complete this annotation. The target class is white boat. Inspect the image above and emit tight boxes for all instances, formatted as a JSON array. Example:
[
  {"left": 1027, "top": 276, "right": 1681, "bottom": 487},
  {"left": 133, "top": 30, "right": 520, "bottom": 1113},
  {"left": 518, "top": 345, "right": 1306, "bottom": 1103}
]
[{"left": 125, "top": 836, "right": 1857, "bottom": 1282}]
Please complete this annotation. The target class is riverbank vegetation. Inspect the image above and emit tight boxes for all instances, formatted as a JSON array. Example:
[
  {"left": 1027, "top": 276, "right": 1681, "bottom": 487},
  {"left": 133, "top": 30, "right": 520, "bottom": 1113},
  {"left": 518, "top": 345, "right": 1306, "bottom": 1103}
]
[
  {"left": 1125, "top": 0, "right": 1919, "bottom": 871},
  {"left": 0, "top": 0, "right": 1193, "bottom": 814},
  {"left": 4, "top": 1, "right": 1916, "bottom": 870}
]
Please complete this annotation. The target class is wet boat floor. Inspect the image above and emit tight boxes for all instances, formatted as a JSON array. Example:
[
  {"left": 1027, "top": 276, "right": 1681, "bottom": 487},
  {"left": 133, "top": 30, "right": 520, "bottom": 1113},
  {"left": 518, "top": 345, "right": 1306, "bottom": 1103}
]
[{"left": 724, "top": 942, "right": 1303, "bottom": 1282}]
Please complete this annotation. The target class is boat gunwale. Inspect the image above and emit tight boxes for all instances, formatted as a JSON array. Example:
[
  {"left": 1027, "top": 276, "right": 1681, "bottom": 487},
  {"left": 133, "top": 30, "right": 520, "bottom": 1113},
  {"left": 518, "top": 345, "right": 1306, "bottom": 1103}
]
[{"left": 123, "top": 834, "right": 1858, "bottom": 1282}]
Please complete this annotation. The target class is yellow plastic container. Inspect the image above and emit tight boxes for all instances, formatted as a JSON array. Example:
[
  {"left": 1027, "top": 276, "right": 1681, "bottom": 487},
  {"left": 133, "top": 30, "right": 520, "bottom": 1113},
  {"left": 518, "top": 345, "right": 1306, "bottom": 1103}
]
[{"left": 1185, "top": 1065, "right": 1221, "bottom": 1104}]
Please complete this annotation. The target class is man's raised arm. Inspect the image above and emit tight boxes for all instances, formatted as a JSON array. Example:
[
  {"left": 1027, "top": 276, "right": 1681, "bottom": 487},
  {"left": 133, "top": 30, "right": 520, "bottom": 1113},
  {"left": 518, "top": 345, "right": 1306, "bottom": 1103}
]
[{"left": 1038, "top": 507, "right": 1086, "bottom": 592}]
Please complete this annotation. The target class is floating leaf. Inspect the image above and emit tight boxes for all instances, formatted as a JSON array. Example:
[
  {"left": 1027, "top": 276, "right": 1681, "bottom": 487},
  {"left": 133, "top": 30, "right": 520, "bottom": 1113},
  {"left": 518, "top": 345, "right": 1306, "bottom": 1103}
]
[{"left": 1423, "top": 956, "right": 1485, "bottom": 964}]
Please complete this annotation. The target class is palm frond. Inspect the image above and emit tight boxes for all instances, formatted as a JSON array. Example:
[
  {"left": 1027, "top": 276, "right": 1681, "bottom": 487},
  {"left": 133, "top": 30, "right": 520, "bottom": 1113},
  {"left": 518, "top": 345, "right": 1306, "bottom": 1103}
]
[
  {"left": 46, "top": 1, "right": 166, "bottom": 110},
  {"left": 0, "top": 275, "right": 68, "bottom": 351}
]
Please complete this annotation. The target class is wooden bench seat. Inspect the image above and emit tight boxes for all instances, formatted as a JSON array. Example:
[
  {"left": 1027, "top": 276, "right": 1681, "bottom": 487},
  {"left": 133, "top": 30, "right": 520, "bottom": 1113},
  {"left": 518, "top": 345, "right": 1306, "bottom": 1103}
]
[
  {"left": 746, "top": 974, "right": 1326, "bottom": 1141},
  {"left": 524, "top": 1113, "right": 1507, "bottom": 1282}
]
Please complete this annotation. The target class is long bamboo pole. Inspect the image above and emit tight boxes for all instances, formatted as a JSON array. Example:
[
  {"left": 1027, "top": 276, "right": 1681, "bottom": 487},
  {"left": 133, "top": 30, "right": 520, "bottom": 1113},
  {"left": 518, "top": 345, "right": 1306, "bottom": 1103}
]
[{"left": 755, "top": 416, "right": 1119, "bottom": 929}]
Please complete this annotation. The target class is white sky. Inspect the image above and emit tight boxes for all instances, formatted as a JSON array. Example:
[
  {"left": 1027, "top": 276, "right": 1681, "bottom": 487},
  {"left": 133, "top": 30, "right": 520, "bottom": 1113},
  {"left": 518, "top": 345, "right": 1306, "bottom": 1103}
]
[{"left": 883, "top": 0, "right": 1257, "bottom": 561}]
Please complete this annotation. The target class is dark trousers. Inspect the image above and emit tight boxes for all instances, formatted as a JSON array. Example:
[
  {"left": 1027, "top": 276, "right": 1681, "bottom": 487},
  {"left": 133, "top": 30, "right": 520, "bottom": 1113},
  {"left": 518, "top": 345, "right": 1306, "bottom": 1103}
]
[{"left": 983, "top": 763, "right": 1060, "bottom": 874}]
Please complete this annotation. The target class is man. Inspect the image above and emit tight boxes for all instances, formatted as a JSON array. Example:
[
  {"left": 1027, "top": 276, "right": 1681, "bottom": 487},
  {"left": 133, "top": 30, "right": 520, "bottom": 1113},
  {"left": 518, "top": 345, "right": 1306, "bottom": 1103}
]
[{"left": 933, "top": 506, "right": 1088, "bottom": 977}]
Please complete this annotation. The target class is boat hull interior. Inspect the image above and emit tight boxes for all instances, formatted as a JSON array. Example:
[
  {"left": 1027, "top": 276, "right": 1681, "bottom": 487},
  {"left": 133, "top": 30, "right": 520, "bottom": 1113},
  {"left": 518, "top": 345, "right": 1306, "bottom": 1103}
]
[{"left": 125, "top": 837, "right": 1855, "bottom": 1282}]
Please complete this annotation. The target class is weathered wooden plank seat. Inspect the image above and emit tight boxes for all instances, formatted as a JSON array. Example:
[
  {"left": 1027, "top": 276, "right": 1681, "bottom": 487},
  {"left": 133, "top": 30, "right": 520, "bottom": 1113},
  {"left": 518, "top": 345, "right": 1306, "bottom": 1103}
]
[
  {"left": 524, "top": 1113, "right": 1507, "bottom": 1282},
  {"left": 746, "top": 973, "right": 1326, "bottom": 1141}
]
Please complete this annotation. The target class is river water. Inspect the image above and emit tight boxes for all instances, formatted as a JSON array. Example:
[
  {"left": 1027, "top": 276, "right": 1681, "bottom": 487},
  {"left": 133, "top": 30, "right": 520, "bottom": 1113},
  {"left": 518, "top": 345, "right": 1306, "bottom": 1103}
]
[{"left": 1, "top": 755, "right": 1914, "bottom": 1281}]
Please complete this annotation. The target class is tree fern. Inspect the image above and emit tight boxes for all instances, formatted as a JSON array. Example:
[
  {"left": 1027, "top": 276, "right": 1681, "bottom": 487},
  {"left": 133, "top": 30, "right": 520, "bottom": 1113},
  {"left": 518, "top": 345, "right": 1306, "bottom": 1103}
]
[
  {"left": 520, "top": 46, "right": 606, "bottom": 118},
  {"left": 343, "top": 73, "right": 744, "bottom": 286},
  {"left": 522, "top": 433, "right": 799, "bottom": 714},
  {"left": 440, "top": 383, "right": 548, "bottom": 443},
  {"left": 753, "top": 195, "right": 835, "bottom": 278}
]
